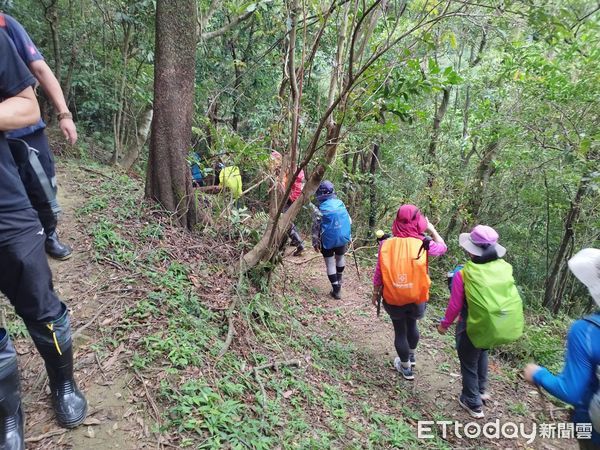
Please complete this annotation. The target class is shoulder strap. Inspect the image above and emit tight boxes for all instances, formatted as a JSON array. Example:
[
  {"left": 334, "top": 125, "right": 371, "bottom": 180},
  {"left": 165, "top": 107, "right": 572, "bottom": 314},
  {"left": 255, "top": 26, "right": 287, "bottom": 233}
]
[
  {"left": 8, "top": 139, "right": 61, "bottom": 215},
  {"left": 583, "top": 314, "right": 600, "bottom": 329},
  {"left": 415, "top": 236, "right": 431, "bottom": 260}
]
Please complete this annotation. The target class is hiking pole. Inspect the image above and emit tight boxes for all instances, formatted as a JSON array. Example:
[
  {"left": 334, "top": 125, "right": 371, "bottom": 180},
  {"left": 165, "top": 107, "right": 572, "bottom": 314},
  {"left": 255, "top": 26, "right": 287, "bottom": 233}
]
[{"left": 350, "top": 238, "right": 361, "bottom": 279}]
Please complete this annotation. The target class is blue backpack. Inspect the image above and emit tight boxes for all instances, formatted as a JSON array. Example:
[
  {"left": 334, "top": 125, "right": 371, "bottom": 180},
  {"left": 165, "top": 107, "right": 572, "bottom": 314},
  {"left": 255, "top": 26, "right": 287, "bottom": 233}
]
[
  {"left": 447, "top": 264, "right": 464, "bottom": 290},
  {"left": 320, "top": 198, "right": 351, "bottom": 250}
]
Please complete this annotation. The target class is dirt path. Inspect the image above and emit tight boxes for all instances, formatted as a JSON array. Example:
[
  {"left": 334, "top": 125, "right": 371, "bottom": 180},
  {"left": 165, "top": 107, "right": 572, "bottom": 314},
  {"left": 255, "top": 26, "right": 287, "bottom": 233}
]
[
  {"left": 15, "top": 167, "right": 155, "bottom": 449},
  {"left": 285, "top": 249, "right": 574, "bottom": 449}
]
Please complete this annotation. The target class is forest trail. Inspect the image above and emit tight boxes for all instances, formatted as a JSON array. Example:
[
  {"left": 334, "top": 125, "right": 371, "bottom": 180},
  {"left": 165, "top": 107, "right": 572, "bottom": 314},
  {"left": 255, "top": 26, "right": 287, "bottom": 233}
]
[
  {"left": 18, "top": 168, "right": 153, "bottom": 449},
  {"left": 13, "top": 163, "right": 575, "bottom": 449},
  {"left": 282, "top": 249, "right": 575, "bottom": 449}
]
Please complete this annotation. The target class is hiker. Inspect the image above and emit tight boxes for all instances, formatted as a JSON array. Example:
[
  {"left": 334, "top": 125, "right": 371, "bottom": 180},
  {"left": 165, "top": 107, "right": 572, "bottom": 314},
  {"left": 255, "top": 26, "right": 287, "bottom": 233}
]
[
  {"left": 0, "top": 30, "right": 88, "bottom": 449},
  {"left": 270, "top": 151, "right": 305, "bottom": 256},
  {"left": 371, "top": 204, "right": 447, "bottom": 380},
  {"left": 311, "top": 181, "right": 352, "bottom": 299},
  {"left": 198, "top": 162, "right": 243, "bottom": 202},
  {"left": 1, "top": 13, "right": 75, "bottom": 260},
  {"left": 190, "top": 151, "right": 204, "bottom": 187},
  {"left": 375, "top": 229, "right": 391, "bottom": 243},
  {"left": 438, "top": 225, "right": 523, "bottom": 419},
  {"left": 524, "top": 248, "right": 600, "bottom": 449}
]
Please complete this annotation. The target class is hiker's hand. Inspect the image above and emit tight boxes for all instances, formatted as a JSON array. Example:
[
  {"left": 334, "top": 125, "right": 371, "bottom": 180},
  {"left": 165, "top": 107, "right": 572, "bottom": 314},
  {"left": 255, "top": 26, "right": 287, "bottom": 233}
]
[
  {"left": 59, "top": 117, "right": 78, "bottom": 145},
  {"left": 371, "top": 295, "right": 379, "bottom": 306},
  {"left": 313, "top": 245, "right": 320, "bottom": 253},
  {"left": 426, "top": 218, "right": 435, "bottom": 233},
  {"left": 437, "top": 324, "right": 447, "bottom": 335},
  {"left": 524, "top": 363, "right": 541, "bottom": 384}
]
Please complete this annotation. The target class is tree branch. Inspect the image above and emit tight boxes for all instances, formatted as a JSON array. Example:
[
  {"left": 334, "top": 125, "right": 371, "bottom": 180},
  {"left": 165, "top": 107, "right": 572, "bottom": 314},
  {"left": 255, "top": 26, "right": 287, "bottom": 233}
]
[{"left": 200, "top": 8, "right": 256, "bottom": 41}]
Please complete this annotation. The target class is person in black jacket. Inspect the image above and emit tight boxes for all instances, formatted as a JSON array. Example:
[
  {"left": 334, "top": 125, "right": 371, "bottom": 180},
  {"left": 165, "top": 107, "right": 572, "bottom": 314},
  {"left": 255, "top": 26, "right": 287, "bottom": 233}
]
[{"left": 0, "top": 29, "right": 87, "bottom": 449}]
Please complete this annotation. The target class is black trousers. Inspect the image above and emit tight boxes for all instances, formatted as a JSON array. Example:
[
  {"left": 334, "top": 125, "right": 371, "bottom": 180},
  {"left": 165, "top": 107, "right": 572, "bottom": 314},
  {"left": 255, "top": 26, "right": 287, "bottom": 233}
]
[
  {"left": 456, "top": 320, "right": 488, "bottom": 409},
  {"left": 19, "top": 128, "right": 56, "bottom": 180},
  {"left": 284, "top": 200, "right": 303, "bottom": 248},
  {"left": 0, "top": 208, "right": 63, "bottom": 322},
  {"left": 16, "top": 129, "right": 59, "bottom": 235}
]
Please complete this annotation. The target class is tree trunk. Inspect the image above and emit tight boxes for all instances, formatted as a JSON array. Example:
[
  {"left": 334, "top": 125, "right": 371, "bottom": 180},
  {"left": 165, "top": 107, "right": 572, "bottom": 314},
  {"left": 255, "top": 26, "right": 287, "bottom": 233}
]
[
  {"left": 121, "top": 108, "right": 153, "bottom": 170},
  {"left": 543, "top": 178, "right": 588, "bottom": 311},
  {"left": 111, "top": 23, "right": 133, "bottom": 165},
  {"left": 463, "top": 139, "right": 499, "bottom": 226},
  {"left": 242, "top": 126, "right": 340, "bottom": 270},
  {"left": 426, "top": 86, "right": 451, "bottom": 209},
  {"left": 287, "top": 0, "right": 301, "bottom": 172},
  {"left": 145, "top": 0, "right": 197, "bottom": 229},
  {"left": 368, "top": 141, "right": 380, "bottom": 233}
]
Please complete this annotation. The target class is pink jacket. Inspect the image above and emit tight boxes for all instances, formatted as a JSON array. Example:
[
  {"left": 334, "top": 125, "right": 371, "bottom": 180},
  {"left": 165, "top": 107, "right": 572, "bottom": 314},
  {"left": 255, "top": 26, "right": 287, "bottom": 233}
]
[
  {"left": 440, "top": 270, "right": 465, "bottom": 329},
  {"left": 372, "top": 239, "right": 447, "bottom": 286},
  {"left": 288, "top": 170, "right": 305, "bottom": 203}
]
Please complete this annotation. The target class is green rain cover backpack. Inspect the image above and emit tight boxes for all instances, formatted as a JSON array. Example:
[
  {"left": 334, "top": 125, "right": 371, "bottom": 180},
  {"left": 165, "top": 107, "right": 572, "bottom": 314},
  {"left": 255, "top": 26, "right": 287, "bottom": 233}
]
[{"left": 462, "top": 259, "right": 524, "bottom": 349}]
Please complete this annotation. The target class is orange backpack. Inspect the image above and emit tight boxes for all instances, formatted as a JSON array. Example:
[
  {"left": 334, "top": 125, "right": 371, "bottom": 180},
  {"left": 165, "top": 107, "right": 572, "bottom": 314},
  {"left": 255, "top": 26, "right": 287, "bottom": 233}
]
[{"left": 380, "top": 237, "right": 430, "bottom": 306}]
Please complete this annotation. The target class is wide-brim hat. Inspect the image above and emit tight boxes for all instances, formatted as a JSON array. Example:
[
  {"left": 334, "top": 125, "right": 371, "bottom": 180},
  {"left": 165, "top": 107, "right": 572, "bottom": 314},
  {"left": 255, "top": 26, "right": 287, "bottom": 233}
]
[
  {"left": 568, "top": 248, "right": 600, "bottom": 306},
  {"left": 459, "top": 225, "right": 506, "bottom": 258}
]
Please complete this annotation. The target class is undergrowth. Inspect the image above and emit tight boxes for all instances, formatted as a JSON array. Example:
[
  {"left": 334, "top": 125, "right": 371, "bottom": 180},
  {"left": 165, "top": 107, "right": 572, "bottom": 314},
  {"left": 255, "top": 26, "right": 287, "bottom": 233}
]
[
  {"left": 71, "top": 161, "right": 572, "bottom": 449},
  {"left": 73, "top": 162, "right": 449, "bottom": 449}
]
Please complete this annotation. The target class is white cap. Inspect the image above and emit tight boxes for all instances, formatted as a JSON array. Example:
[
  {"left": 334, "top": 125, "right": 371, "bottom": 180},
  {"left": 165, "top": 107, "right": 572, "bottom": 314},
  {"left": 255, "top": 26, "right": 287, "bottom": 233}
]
[{"left": 568, "top": 248, "right": 600, "bottom": 307}]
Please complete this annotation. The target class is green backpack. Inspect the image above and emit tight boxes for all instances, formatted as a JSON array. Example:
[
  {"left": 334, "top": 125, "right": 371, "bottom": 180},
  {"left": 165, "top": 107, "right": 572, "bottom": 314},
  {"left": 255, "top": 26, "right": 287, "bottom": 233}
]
[{"left": 462, "top": 259, "right": 524, "bottom": 349}]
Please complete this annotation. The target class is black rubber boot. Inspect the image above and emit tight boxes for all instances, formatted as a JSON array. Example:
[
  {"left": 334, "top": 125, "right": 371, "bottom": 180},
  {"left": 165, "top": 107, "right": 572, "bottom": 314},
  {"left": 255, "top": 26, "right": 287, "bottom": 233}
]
[
  {"left": 45, "top": 231, "right": 73, "bottom": 261},
  {"left": 38, "top": 208, "right": 72, "bottom": 261},
  {"left": 0, "top": 330, "right": 24, "bottom": 450},
  {"left": 26, "top": 304, "right": 87, "bottom": 429}
]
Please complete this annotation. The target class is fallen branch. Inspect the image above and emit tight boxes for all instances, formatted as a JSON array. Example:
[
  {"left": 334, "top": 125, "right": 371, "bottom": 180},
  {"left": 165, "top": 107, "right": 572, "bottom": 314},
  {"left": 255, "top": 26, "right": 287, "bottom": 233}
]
[
  {"left": 286, "top": 254, "right": 322, "bottom": 264},
  {"left": 134, "top": 369, "right": 162, "bottom": 427},
  {"left": 216, "top": 278, "right": 241, "bottom": 357},
  {"left": 80, "top": 166, "right": 114, "bottom": 179},
  {"left": 217, "top": 260, "right": 246, "bottom": 358},
  {"left": 72, "top": 294, "right": 125, "bottom": 340},
  {"left": 254, "top": 359, "right": 302, "bottom": 372},
  {"left": 253, "top": 367, "right": 267, "bottom": 407},
  {"left": 25, "top": 428, "right": 68, "bottom": 443},
  {"left": 217, "top": 299, "right": 238, "bottom": 358}
]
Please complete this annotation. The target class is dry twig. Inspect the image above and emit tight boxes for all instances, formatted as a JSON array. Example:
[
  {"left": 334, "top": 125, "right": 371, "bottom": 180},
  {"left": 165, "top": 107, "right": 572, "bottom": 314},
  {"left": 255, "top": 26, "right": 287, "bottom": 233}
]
[
  {"left": 134, "top": 368, "right": 163, "bottom": 450},
  {"left": 25, "top": 428, "right": 68, "bottom": 443}
]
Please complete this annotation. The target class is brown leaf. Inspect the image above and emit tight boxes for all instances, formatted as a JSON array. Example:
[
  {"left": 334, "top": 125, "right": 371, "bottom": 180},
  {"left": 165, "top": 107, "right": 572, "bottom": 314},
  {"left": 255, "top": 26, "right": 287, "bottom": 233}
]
[
  {"left": 86, "top": 426, "right": 95, "bottom": 438},
  {"left": 83, "top": 417, "right": 102, "bottom": 426},
  {"left": 123, "top": 407, "right": 136, "bottom": 418},
  {"left": 188, "top": 274, "right": 201, "bottom": 288},
  {"left": 282, "top": 390, "right": 294, "bottom": 399}
]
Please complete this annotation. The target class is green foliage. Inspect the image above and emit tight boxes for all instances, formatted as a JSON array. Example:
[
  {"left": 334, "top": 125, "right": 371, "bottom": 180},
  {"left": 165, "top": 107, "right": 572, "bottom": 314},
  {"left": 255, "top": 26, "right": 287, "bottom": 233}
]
[{"left": 499, "top": 317, "right": 567, "bottom": 373}]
